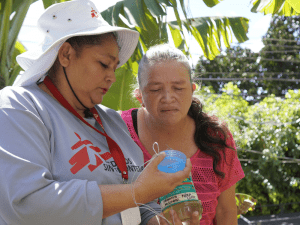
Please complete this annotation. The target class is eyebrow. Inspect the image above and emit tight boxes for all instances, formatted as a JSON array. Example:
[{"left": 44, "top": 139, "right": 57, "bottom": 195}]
[
  {"left": 108, "top": 54, "right": 120, "bottom": 65},
  {"left": 147, "top": 80, "right": 186, "bottom": 86},
  {"left": 171, "top": 80, "right": 186, "bottom": 84}
]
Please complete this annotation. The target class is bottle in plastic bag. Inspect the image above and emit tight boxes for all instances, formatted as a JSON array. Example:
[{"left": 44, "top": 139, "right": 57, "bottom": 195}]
[{"left": 158, "top": 150, "right": 203, "bottom": 225}]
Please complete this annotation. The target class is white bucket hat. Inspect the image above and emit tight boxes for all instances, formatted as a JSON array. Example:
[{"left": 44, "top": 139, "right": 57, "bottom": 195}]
[{"left": 14, "top": 0, "right": 139, "bottom": 87}]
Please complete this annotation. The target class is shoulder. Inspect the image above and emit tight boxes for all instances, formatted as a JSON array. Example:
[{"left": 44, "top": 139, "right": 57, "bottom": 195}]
[
  {"left": 95, "top": 105, "right": 129, "bottom": 127},
  {"left": 119, "top": 108, "right": 137, "bottom": 120},
  {"left": 0, "top": 85, "right": 42, "bottom": 110},
  {"left": 205, "top": 115, "right": 232, "bottom": 142},
  {"left": 119, "top": 108, "right": 136, "bottom": 116}
]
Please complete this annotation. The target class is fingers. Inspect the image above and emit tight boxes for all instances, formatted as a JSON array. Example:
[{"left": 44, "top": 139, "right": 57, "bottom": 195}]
[
  {"left": 158, "top": 210, "right": 200, "bottom": 225},
  {"left": 176, "top": 158, "right": 192, "bottom": 179},
  {"left": 151, "top": 152, "right": 166, "bottom": 168},
  {"left": 185, "top": 158, "right": 192, "bottom": 171},
  {"left": 190, "top": 211, "right": 200, "bottom": 225},
  {"left": 168, "top": 209, "right": 182, "bottom": 225},
  {"left": 158, "top": 213, "right": 169, "bottom": 225}
]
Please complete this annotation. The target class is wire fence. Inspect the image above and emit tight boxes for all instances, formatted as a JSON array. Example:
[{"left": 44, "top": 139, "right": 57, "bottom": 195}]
[
  {"left": 194, "top": 77, "right": 300, "bottom": 82},
  {"left": 239, "top": 202, "right": 300, "bottom": 225}
]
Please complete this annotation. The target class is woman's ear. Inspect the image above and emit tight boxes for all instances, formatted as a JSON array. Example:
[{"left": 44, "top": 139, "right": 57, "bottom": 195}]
[
  {"left": 192, "top": 82, "right": 197, "bottom": 92},
  {"left": 133, "top": 88, "right": 144, "bottom": 106},
  {"left": 57, "top": 42, "right": 76, "bottom": 68}
]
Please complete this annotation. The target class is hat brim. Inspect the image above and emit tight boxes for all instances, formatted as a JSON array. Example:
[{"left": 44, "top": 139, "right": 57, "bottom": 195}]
[{"left": 14, "top": 26, "right": 139, "bottom": 86}]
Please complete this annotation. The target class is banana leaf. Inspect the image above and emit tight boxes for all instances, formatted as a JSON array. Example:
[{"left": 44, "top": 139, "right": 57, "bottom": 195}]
[{"left": 251, "top": 0, "right": 300, "bottom": 16}]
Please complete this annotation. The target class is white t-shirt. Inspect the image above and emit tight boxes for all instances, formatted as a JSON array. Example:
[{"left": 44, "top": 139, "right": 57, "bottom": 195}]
[{"left": 0, "top": 83, "right": 160, "bottom": 225}]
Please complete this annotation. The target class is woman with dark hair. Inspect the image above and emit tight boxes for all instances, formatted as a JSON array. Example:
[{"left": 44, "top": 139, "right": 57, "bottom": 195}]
[
  {"left": 0, "top": 1, "right": 199, "bottom": 224},
  {"left": 121, "top": 44, "right": 245, "bottom": 225}
]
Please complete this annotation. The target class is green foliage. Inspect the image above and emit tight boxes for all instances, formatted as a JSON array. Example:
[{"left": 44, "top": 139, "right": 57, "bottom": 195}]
[
  {"left": 259, "top": 15, "right": 300, "bottom": 96},
  {"left": 102, "top": 0, "right": 249, "bottom": 63},
  {"left": 236, "top": 193, "right": 257, "bottom": 215},
  {"left": 202, "top": 0, "right": 223, "bottom": 8},
  {"left": 195, "top": 46, "right": 260, "bottom": 97},
  {"left": 42, "top": 0, "right": 70, "bottom": 9},
  {"left": 195, "top": 82, "right": 249, "bottom": 136},
  {"left": 1, "top": 0, "right": 249, "bottom": 92},
  {"left": 169, "top": 17, "right": 249, "bottom": 60},
  {"left": 100, "top": 0, "right": 249, "bottom": 110},
  {"left": 238, "top": 91, "right": 300, "bottom": 215},
  {"left": 195, "top": 15, "right": 300, "bottom": 101},
  {"left": 101, "top": 61, "right": 141, "bottom": 110},
  {"left": 197, "top": 82, "right": 300, "bottom": 216},
  {"left": 0, "top": 0, "right": 69, "bottom": 89},
  {"left": 251, "top": 0, "right": 300, "bottom": 16}
]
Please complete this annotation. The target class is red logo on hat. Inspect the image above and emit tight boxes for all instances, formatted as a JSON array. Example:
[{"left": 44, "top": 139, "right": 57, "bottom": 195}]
[{"left": 91, "top": 7, "right": 99, "bottom": 18}]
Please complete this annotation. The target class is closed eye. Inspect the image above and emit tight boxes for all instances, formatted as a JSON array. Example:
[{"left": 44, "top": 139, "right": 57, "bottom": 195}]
[
  {"left": 100, "top": 62, "right": 108, "bottom": 68},
  {"left": 150, "top": 89, "right": 160, "bottom": 92}
]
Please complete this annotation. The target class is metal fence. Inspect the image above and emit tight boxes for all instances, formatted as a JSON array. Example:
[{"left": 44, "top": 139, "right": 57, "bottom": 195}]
[{"left": 238, "top": 212, "right": 300, "bottom": 225}]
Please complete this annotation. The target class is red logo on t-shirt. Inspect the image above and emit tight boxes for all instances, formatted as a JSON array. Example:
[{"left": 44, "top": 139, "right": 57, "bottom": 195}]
[{"left": 69, "top": 132, "right": 112, "bottom": 174}]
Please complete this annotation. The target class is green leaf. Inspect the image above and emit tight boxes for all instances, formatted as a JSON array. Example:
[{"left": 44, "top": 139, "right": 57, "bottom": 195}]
[
  {"left": 42, "top": 0, "right": 56, "bottom": 9},
  {"left": 157, "top": 0, "right": 173, "bottom": 7},
  {"left": 202, "top": 0, "right": 223, "bottom": 8},
  {"left": 215, "top": 18, "right": 230, "bottom": 48},
  {"left": 4, "top": 40, "right": 25, "bottom": 87},
  {"left": 101, "top": 1, "right": 125, "bottom": 26},
  {"left": 169, "top": 0, "right": 182, "bottom": 30},
  {"left": 168, "top": 24, "right": 184, "bottom": 49},
  {"left": 0, "top": 0, "right": 5, "bottom": 13},
  {"left": 130, "top": 41, "right": 143, "bottom": 62},
  {"left": 179, "top": 0, "right": 188, "bottom": 19},
  {"left": 8, "top": 0, "right": 33, "bottom": 55},
  {"left": 251, "top": 0, "right": 300, "bottom": 16},
  {"left": 42, "top": 0, "right": 70, "bottom": 9},
  {"left": 134, "top": 1, "right": 165, "bottom": 50},
  {"left": 286, "top": 0, "right": 300, "bottom": 13},
  {"left": 0, "top": 0, "right": 12, "bottom": 84},
  {"left": 100, "top": 4, "right": 114, "bottom": 25},
  {"left": 101, "top": 64, "right": 140, "bottom": 111},
  {"left": 143, "top": 0, "right": 166, "bottom": 17},
  {"left": 159, "top": 18, "right": 169, "bottom": 41},
  {"left": 169, "top": 16, "right": 249, "bottom": 60},
  {"left": 12, "top": 0, "right": 35, "bottom": 13},
  {"left": 123, "top": 0, "right": 147, "bottom": 29},
  {"left": 11, "top": 40, "right": 26, "bottom": 65},
  {"left": 228, "top": 17, "right": 249, "bottom": 43}
]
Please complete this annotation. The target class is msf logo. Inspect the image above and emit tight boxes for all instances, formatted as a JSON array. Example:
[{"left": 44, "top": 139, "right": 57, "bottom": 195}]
[{"left": 69, "top": 132, "right": 112, "bottom": 174}]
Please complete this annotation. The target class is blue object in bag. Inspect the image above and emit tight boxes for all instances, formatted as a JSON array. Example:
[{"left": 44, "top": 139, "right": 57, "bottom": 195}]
[{"left": 157, "top": 150, "right": 187, "bottom": 173}]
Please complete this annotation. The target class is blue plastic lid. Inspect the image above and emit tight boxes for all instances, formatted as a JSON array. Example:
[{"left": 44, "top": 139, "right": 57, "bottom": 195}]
[{"left": 157, "top": 150, "right": 187, "bottom": 173}]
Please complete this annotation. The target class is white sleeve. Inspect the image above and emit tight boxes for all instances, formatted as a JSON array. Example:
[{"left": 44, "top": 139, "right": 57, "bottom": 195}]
[{"left": 0, "top": 99, "right": 103, "bottom": 224}]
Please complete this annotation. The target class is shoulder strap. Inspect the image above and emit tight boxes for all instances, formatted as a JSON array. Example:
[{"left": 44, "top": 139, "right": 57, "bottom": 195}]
[{"left": 131, "top": 109, "right": 139, "bottom": 136}]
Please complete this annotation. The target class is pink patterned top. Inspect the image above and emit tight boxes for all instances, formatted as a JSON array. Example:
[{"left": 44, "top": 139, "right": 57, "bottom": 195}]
[{"left": 121, "top": 108, "right": 245, "bottom": 225}]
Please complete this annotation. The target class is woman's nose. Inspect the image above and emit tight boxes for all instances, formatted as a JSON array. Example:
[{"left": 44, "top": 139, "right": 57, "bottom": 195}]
[
  {"left": 161, "top": 89, "right": 174, "bottom": 103},
  {"left": 106, "top": 69, "right": 116, "bottom": 83}
]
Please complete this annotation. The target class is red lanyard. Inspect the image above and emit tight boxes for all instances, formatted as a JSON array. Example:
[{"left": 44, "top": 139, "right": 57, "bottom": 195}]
[{"left": 43, "top": 76, "right": 128, "bottom": 180}]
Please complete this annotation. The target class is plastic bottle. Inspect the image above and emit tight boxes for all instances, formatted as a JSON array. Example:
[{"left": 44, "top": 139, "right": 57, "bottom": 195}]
[{"left": 158, "top": 150, "right": 203, "bottom": 225}]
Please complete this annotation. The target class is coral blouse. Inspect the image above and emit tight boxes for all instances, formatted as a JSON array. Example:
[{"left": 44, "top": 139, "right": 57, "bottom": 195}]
[{"left": 121, "top": 108, "right": 245, "bottom": 225}]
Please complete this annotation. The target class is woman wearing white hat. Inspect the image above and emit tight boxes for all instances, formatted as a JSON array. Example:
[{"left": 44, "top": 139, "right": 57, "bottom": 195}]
[{"left": 0, "top": 1, "right": 200, "bottom": 224}]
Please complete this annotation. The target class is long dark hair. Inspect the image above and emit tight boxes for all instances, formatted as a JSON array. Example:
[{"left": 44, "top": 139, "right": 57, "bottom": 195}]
[
  {"left": 138, "top": 44, "right": 234, "bottom": 178},
  {"left": 188, "top": 97, "right": 232, "bottom": 178}
]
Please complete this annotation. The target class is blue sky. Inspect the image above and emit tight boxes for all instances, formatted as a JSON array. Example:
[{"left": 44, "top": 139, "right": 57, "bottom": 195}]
[{"left": 18, "top": 0, "right": 272, "bottom": 67}]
